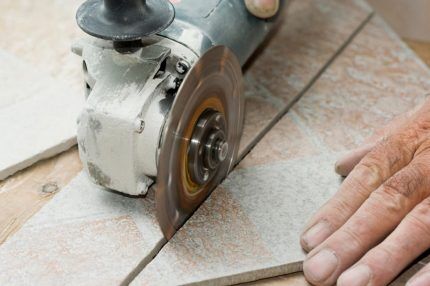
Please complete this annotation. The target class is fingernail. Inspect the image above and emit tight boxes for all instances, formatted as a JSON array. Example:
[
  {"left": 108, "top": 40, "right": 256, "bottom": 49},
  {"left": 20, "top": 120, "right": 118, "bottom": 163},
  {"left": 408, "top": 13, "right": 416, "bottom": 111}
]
[
  {"left": 407, "top": 272, "right": 430, "bottom": 286},
  {"left": 301, "top": 221, "right": 331, "bottom": 251},
  {"left": 245, "top": 0, "right": 279, "bottom": 18},
  {"left": 338, "top": 265, "right": 371, "bottom": 286},
  {"left": 303, "top": 249, "right": 338, "bottom": 283}
]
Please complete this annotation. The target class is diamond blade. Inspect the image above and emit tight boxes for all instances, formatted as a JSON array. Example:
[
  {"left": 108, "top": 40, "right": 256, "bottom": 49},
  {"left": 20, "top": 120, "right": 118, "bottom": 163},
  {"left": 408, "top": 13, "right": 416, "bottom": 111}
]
[{"left": 156, "top": 46, "right": 244, "bottom": 239}]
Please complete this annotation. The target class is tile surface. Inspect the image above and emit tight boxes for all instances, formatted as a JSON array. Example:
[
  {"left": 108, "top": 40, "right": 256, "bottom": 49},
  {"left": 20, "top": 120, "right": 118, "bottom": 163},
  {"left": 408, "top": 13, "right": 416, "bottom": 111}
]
[
  {"left": 0, "top": 173, "right": 165, "bottom": 285},
  {"left": 133, "top": 146, "right": 340, "bottom": 286},
  {"left": 293, "top": 17, "right": 430, "bottom": 152},
  {"left": 0, "top": 0, "right": 84, "bottom": 179},
  {"left": 239, "top": 0, "right": 372, "bottom": 153},
  {"left": 0, "top": 0, "right": 84, "bottom": 96},
  {"left": 132, "top": 16, "right": 430, "bottom": 286},
  {"left": 0, "top": 51, "right": 83, "bottom": 180},
  {"left": 246, "top": 0, "right": 372, "bottom": 102},
  {"left": 0, "top": 0, "right": 380, "bottom": 285}
]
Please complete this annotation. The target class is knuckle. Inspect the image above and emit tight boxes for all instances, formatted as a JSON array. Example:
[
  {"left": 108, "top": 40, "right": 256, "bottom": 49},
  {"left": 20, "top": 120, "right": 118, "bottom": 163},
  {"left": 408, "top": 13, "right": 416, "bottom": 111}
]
[
  {"left": 342, "top": 175, "right": 371, "bottom": 199},
  {"left": 353, "top": 162, "right": 384, "bottom": 190},
  {"left": 373, "top": 245, "right": 396, "bottom": 265},
  {"left": 383, "top": 170, "right": 415, "bottom": 198},
  {"left": 369, "top": 135, "right": 414, "bottom": 170},
  {"left": 380, "top": 141, "right": 403, "bottom": 168},
  {"left": 369, "top": 185, "right": 408, "bottom": 217},
  {"left": 370, "top": 166, "right": 428, "bottom": 215},
  {"left": 341, "top": 226, "right": 366, "bottom": 251},
  {"left": 329, "top": 196, "right": 356, "bottom": 220},
  {"left": 407, "top": 208, "right": 430, "bottom": 238}
]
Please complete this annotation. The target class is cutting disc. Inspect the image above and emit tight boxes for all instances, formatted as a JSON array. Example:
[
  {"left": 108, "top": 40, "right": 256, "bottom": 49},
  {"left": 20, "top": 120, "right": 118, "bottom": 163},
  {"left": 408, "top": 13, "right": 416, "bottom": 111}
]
[{"left": 156, "top": 46, "right": 244, "bottom": 239}]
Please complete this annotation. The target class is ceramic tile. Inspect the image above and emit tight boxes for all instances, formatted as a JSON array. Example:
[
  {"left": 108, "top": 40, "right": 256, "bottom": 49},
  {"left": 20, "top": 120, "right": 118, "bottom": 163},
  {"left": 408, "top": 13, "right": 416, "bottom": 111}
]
[
  {"left": 238, "top": 0, "right": 373, "bottom": 154},
  {"left": 293, "top": 16, "right": 430, "bottom": 152},
  {"left": 239, "top": 74, "right": 284, "bottom": 154},
  {"left": 0, "top": 0, "right": 84, "bottom": 96},
  {"left": 239, "top": 111, "right": 320, "bottom": 168},
  {"left": 132, "top": 154, "right": 341, "bottom": 286},
  {"left": 132, "top": 12, "right": 430, "bottom": 286},
  {"left": 0, "top": 0, "right": 378, "bottom": 284},
  {"left": 0, "top": 0, "right": 85, "bottom": 179},
  {"left": 0, "top": 51, "right": 84, "bottom": 180},
  {"left": 0, "top": 173, "right": 165, "bottom": 285},
  {"left": 247, "top": 0, "right": 372, "bottom": 103}
]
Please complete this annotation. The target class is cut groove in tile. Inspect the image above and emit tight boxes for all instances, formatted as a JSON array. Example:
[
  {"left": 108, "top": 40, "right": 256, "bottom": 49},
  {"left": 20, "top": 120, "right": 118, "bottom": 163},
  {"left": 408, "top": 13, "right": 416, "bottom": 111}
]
[{"left": 132, "top": 154, "right": 341, "bottom": 286}]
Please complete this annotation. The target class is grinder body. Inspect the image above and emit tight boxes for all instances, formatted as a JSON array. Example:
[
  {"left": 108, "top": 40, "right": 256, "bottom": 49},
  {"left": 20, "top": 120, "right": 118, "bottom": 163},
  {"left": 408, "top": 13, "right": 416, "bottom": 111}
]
[
  {"left": 160, "top": 0, "right": 284, "bottom": 65},
  {"left": 75, "top": 0, "right": 286, "bottom": 237},
  {"left": 75, "top": 0, "right": 285, "bottom": 196}
]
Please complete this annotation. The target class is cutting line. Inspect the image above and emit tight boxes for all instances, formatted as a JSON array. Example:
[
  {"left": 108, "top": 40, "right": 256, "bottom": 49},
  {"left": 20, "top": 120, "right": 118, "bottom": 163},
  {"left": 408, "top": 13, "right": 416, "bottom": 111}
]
[{"left": 122, "top": 11, "right": 375, "bottom": 285}]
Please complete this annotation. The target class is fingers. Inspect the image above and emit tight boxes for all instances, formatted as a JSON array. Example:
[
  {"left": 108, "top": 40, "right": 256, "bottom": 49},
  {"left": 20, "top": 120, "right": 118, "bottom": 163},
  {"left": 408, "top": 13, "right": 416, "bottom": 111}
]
[
  {"left": 244, "top": 0, "right": 279, "bottom": 18},
  {"left": 301, "top": 135, "right": 414, "bottom": 252},
  {"left": 408, "top": 261, "right": 430, "bottom": 286},
  {"left": 335, "top": 143, "right": 376, "bottom": 176},
  {"left": 338, "top": 197, "right": 430, "bottom": 286},
  {"left": 303, "top": 157, "right": 430, "bottom": 285}
]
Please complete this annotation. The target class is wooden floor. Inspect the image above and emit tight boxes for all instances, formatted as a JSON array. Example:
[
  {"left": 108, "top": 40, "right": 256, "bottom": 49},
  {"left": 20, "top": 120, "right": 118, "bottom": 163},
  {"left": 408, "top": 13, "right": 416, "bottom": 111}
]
[{"left": 405, "top": 39, "right": 430, "bottom": 67}]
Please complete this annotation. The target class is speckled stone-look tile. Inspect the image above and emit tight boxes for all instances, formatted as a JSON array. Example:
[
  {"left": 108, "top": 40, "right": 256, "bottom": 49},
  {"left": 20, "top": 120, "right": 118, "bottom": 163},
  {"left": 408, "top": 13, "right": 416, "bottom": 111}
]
[
  {"left": 240, "top": 74, "right": 284, "bottom": 153},
  {"left": 0, "top": 0, "right": 84, "bottom": 96},
  {"left": 0, "top": 51, "right": 83, "bottom": 180},
  {"left": 293, "top": 16, "right": 430, "bottom": 152},
  {"left": 132, "top": 12, "right": 430, "bottom": 286},
  {"left": 133, "top": 154, "right": 341, "bottom": 286},
  {"left": 0, "top": 173, "right": 165, "bottom": 285},
  {"left": 0, "top": 0, "right": 85, "bottom": 178},
  {"left": 0, "top": 0, "right": 373, "bottom": 284},
  {"left": 238, "top": 0, "right": 372, "bottom": 154},
  {"left": 239, "top": 110, "right": 321, "bottom": 168},
  {"left": 247, "top": 0, "right": 372, "bottom": 103}
]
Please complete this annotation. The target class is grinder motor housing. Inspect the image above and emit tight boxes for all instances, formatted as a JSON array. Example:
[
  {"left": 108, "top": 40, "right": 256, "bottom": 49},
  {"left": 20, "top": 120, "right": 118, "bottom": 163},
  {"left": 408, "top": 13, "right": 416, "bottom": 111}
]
[
  {"left": 74, "top": 0, "right": 287, "bottom": 238},
  {"left": 74, "top": 0, "right": 285, "bottom": 196}
]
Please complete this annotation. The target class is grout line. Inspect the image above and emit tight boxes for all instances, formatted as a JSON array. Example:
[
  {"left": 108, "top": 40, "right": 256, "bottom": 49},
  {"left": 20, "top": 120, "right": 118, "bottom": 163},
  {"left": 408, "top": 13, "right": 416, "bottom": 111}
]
[
  {"left": 237, "top": 11, "right": 375, "bottom": 163},
  {"left": 124, "top": 11, "right": 375, "bottom": 285}
]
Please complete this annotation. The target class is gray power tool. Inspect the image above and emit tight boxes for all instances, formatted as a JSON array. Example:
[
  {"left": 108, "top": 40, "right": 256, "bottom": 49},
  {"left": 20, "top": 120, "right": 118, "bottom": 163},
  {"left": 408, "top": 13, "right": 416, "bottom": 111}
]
[{"left": 73, "top": 0, "right": 285, "bottom": 239}]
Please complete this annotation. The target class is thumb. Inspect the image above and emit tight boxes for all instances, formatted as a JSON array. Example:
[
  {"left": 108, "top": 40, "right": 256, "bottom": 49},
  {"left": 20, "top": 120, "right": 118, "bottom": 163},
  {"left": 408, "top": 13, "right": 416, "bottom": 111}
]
[{"left": 244, "top": 0, "right": 279, "bottom": 19}]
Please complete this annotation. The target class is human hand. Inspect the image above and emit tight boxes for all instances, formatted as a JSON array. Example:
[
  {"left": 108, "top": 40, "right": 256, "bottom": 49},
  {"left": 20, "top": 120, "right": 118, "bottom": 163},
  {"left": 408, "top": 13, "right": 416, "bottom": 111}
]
[
  {"left": 244, "top": 0, "right": 279, "bottom": 18},
  {"left": 300, "top": 98, "right": 430, "bottom": 286}
]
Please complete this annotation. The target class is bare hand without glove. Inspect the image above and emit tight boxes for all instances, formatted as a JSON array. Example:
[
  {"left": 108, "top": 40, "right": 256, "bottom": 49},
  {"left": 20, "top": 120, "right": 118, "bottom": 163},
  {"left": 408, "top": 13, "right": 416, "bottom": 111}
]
[{"left": 301, "top": 98, "right": 430, "bottom": 285}]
